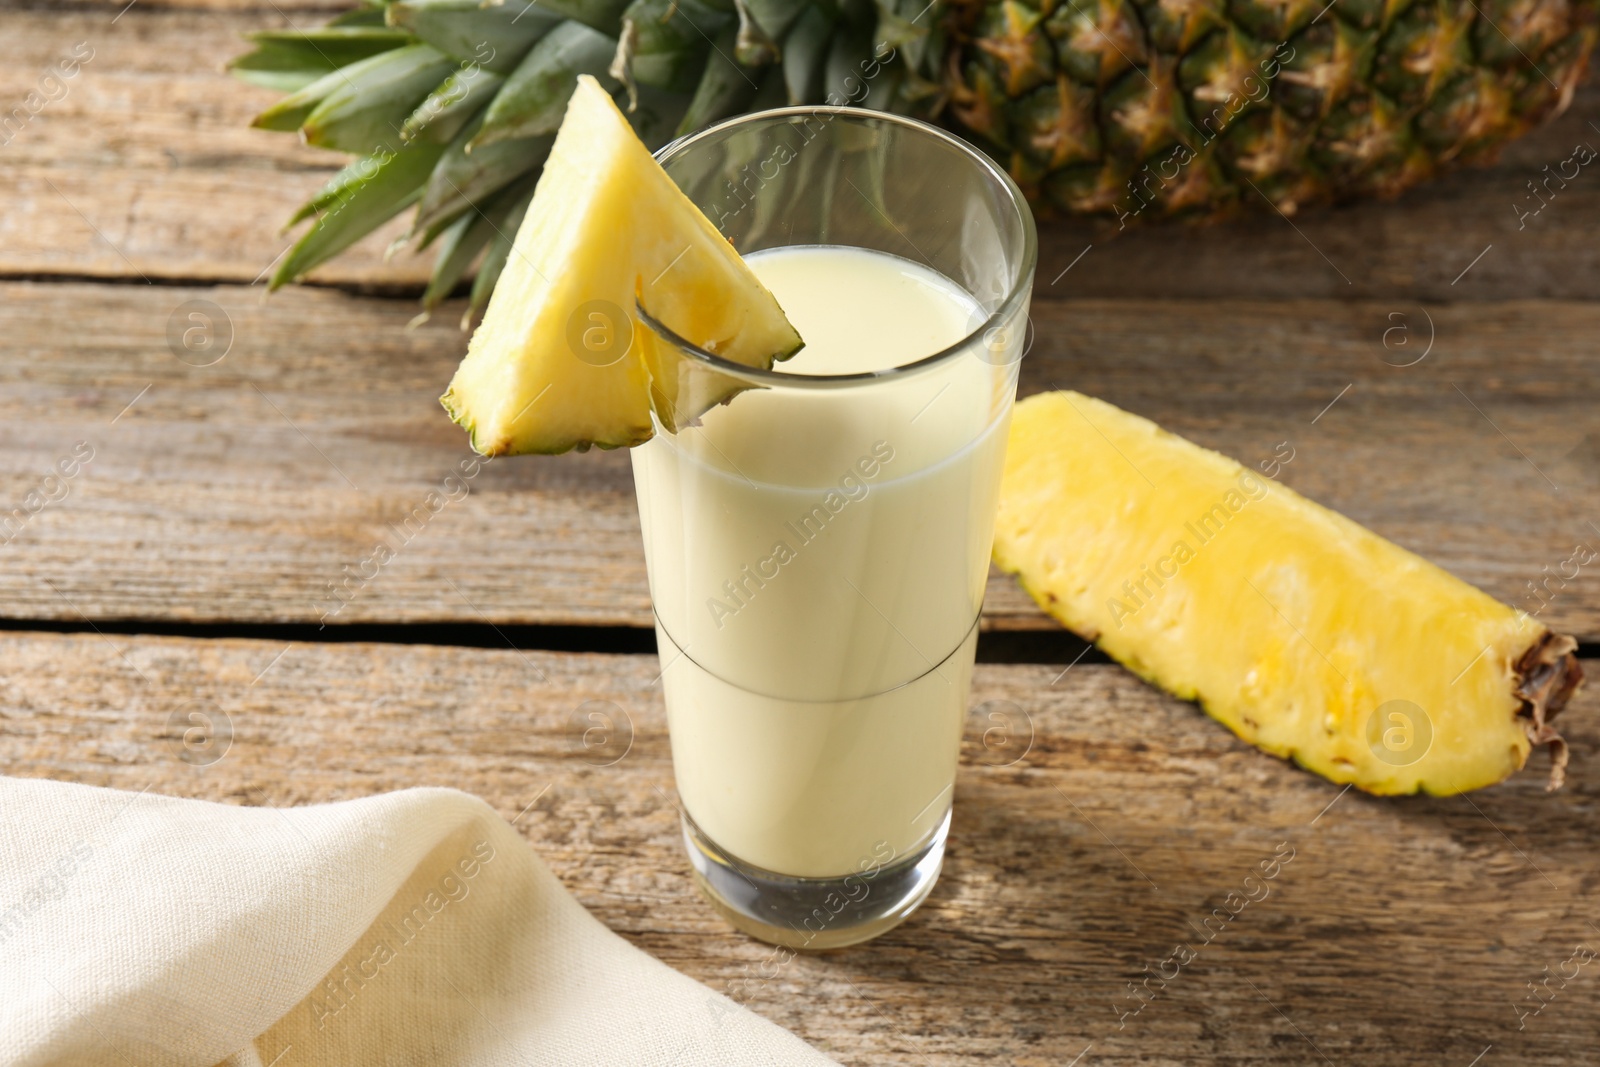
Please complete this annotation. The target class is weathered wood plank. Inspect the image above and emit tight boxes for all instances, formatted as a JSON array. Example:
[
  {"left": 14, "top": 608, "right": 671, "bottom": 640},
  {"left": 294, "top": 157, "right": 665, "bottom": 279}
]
[
  {"left": 0, "top": 280, "right": 649, "bottom": 627},
  {"left": 3, "top": 280, "right": 1596, "bottom": 639},
  {"left": 3, "top": 630, "right": 1594, "bottom": 1065},
  {"left": 3, "top": 9, "right": 1599, "bottom": 299},
  {"left": 1, "top": 9, "right": 422, "bottom": 290}
]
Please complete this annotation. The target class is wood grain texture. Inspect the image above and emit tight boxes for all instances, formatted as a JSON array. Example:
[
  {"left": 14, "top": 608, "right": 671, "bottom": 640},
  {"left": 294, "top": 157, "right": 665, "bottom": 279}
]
[
  {"left": 3, "top": 8, "right": 1599, "bottom": 301},
  {"left": 2, "top": 280, "right": 1596, "bottom": 639},
  {"left": 0, "top": 280, "right": 651, "bottom": 628},
  {"left": 1, "top": 9, "right": 421, "bottom": 290},
  {"left": 6, "top": 4, "right": 1599, "bottom": 1065},
  {"left": 3, "top": 630, "right": 1595, "bottom": 1065}
]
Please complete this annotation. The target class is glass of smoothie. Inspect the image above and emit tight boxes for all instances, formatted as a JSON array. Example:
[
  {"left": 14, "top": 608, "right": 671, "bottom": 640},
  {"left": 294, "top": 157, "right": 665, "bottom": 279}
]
[{"left": 631, "top": 104, "right": 1036, "bottom": 949}]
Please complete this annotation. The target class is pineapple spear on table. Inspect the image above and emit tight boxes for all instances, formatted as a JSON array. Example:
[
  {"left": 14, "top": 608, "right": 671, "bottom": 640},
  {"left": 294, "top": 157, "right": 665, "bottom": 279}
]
[
  {"left": 232, "top": 0, "right": 1597, "bottom": 319},
  {"left": 994, "top": 391, "right": 1584, "bottom": 795}
]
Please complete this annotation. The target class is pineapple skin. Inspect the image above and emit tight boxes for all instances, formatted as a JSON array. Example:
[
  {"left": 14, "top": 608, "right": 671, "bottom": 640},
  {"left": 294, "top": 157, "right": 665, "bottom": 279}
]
[
  {"left": 950, "top": 0, "right": 1599, "bottom": 220},
  {"left": 994, "top": 391, "right": 1581, "bottom": 795},
  {"left": 440, "top": 76, "right": 802, "bottom": 456}
]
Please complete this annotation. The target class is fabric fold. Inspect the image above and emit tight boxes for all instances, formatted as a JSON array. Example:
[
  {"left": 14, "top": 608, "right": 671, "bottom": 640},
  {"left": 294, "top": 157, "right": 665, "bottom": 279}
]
[{"left": 0, "top": 778, "right": 837, "bottom": 1067}]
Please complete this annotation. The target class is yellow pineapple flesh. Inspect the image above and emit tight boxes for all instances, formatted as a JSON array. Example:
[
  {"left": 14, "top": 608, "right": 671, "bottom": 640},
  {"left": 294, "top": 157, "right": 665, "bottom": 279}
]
[
  {"left": 441, "top": 75, "right": 802, "bottom": 456},
  {"left": 994, "top": 391, "right": 1582, "bottom": 795}
]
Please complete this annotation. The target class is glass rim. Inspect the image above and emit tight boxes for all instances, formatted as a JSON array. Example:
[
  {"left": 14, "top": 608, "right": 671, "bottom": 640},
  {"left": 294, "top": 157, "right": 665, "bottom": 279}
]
[{"left": 640, "top": 104, "right": 1038, "bottom": 390}]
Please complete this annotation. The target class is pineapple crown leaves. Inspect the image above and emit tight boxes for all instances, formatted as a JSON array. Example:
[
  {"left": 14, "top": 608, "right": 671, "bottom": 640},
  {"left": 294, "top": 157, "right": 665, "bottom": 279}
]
[
  {"left": 734, "top": 0, "right": 784, "bottom": 64},
  {"left": 231, "top": 0, "right": 936, "bottom": 324}
]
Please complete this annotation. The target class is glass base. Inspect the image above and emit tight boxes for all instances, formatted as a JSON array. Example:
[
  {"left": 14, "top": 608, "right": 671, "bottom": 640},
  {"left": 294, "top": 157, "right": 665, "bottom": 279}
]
[{"left": 681, "top": 807, "right": 950, "bottom": 950}]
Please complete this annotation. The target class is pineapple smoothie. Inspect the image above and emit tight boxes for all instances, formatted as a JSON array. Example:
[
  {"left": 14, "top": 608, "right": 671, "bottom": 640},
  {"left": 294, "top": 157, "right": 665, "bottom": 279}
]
[
  {"left": 632, "top": 245, "right": 1018, "bottom": 878},
  {"left": 438, "top": 78, "right": 1037, "bottom": 943}
]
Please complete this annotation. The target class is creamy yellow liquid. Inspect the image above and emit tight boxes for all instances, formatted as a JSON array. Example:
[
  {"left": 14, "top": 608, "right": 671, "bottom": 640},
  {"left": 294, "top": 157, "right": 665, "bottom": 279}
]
[{"left": 632, "top": 245, "right": 1016, "bottom": 877}]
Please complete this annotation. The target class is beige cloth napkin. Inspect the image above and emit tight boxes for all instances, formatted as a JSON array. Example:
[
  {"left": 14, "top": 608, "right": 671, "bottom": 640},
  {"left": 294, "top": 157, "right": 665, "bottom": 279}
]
[{"left": 0, "top": 777, "right": 839, "bottom": 1067}]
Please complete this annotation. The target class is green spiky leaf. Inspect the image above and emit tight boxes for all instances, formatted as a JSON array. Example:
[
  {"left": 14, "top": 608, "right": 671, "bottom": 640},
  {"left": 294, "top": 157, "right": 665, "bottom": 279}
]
[
  {"left": 230, "top": 27, "right": 414, "bottom": 93},
  {"left": 301, "top": 44, "right": 459, "bottom": 153},
  {"left": 272, "top": 138, "right": 448, "bottom": 288},
  {"left": 744, "top": 0, "right": 807, "bottom": 39},
  {"left": 732, "top": 0, "right": 781, "bottom": 64},
  {"left": 330, "top": 7, "right": 391, "bottom": 27},
  {"left": 412, "top": 113, "right": 552, "bottom": 236},
  {"left": 286, "top": 154, "right": 384, "bottom": 228},
  {"left": 421, "top": 172, "right": 538, "bottom": 310},
  {"left": 419, "top": 211, "right": 485, "bottom": 313},
  {"left": 782, "top": 5, "right": 833, "bottom": 104},
  {"left": 400, "top": 65, "right": 506, "bottom": 143},
  {"left": 679, "top": 23, "right": 759, "bottom": 133},
  {"left": 469, "top": 22, "right": 618, "bottom": 149},
  {"left": 824, "top": 15, "right": 875, "bottom": 102},
  {"left": 516, "top": 0, "right": 634, "bottom": 34},
  {"left": 251, "top": 66, "right": 352, "bottom": 129},
  {"left": 386, "top": 0, "right": 562, "bottom": 73},
  {"left": 617, "top": 0, "right": 734, "bottom": 94},
  {"left": 626, "top": 83, "right": 695, "bottom": 145}
]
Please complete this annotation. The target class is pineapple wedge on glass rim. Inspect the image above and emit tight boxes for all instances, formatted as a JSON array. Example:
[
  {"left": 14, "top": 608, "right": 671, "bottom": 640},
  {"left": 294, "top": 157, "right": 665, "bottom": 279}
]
[
  {"left": 994, "top": 391, "right": 1583, "bottom": 795},
  {"left": 441, "top": 75, "right": 803, "bottom": 455}
]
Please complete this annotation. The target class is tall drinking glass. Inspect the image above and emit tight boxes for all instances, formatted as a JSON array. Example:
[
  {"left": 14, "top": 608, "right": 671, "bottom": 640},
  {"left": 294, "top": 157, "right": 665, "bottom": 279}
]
[{"left": 633, "top": 106, "right": 1036, "bottom": 949}]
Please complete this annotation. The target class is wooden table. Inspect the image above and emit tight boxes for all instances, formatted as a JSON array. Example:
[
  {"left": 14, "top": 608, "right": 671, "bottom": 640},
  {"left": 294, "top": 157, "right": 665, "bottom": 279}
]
[{"left": 6, "top": 3, "right": 1600, "bottom": 1063}]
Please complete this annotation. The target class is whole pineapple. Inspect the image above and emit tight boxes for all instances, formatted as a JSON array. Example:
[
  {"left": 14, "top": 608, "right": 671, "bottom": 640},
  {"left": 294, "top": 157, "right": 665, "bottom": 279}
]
[{"left": 233, "top": 0, "right": 1596, "bottom": 316}]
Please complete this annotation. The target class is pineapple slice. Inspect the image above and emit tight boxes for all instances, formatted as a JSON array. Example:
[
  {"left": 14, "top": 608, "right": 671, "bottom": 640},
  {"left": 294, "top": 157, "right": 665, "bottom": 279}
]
[
  {"left": 995, "top": 391, "right": 1583, "bottom": 795},
  {"left": 441, "top": 75, "right": 802, "bottom": 455}
]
